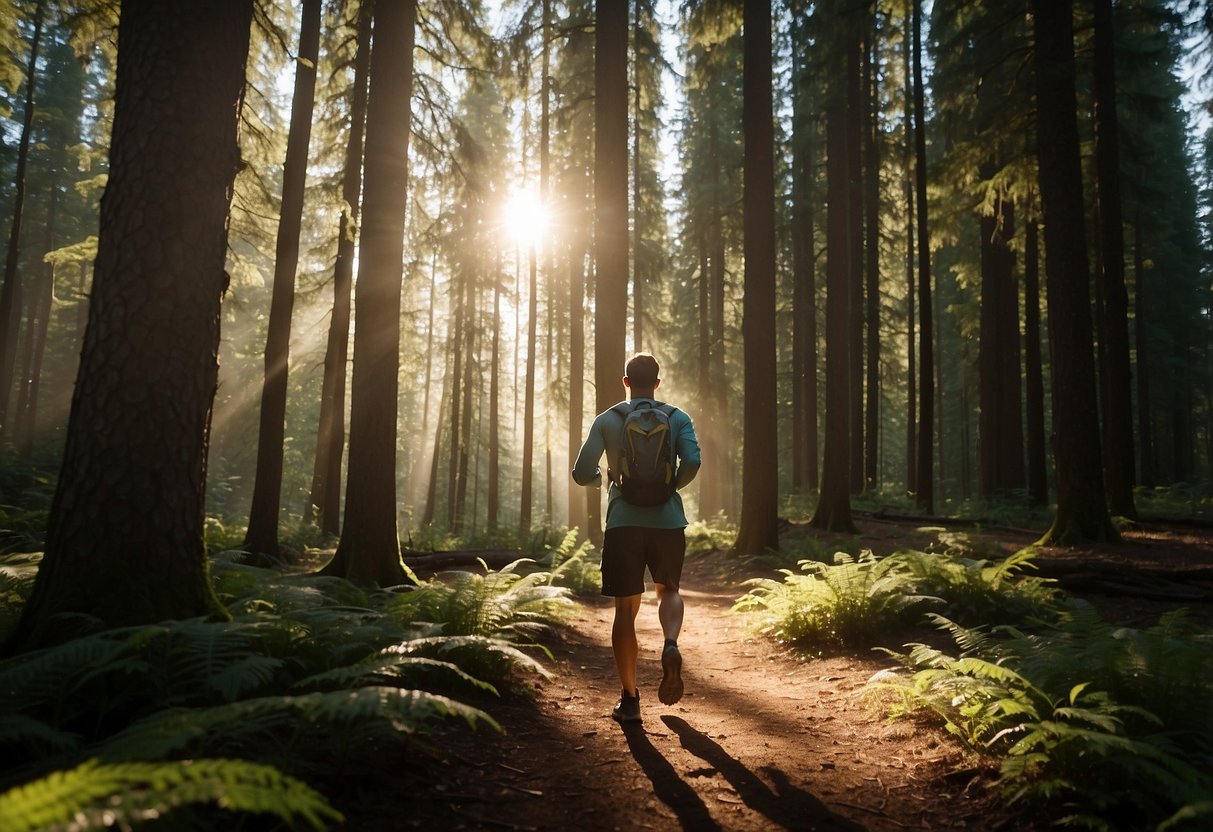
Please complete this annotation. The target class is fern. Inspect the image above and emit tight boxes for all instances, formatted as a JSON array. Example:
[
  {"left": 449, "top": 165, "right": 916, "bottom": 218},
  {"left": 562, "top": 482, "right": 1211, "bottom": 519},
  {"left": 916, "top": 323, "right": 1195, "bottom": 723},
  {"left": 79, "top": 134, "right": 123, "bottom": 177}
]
[{"left": 0, "top": 757, "right": 341, "bottom": 831}]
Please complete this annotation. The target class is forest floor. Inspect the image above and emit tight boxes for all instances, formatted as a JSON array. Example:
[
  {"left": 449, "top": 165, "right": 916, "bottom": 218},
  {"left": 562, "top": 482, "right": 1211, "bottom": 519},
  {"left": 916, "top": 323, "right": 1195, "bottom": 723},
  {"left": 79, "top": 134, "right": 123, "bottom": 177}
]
[{"left": 339, "top": 516, "right": 1213, "bottom": 831}]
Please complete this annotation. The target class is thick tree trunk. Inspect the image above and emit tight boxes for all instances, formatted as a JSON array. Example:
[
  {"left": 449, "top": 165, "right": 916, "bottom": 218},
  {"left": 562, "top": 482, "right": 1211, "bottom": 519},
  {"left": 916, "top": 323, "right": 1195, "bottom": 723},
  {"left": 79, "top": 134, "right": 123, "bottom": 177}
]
[
  {"left": 847, "top": 19, "right": 864, "bottom": 496},
  {"left": 912, "top": 0, "right": 934, "bottom": 514},
  {"left": 1033, "top": 0, "right": 1116, "bottom": 544},
  {"left": 863, "top": 24, "right": 880, "bottom": 493},
  {"left": 1093, "top": 0, "right": 1137, "bottom": 519},
  {"left": 592, "top": 0, "right": 629, "bottom": 544},
  {"left": 790, "top": 2, "right": 817, "bottom": 493},
  {"left": 0, "top": 1, "right": 45, "bottom": 439},
  {"left": 321, "top": 0, "right": 417, "bottom": 585},
  {"left": 977, "top": 188, "right": 1025, "bottom": 498},
  {"left": 244, "top": 0, "right": 321, "bottom": 560},
  {"left": 735, "top": 0, "right": 780, "bottom": 557},
  {"left": 520, "top": 244, "right": 537, "bottom": 538},
  {"left": 8, "top": 0, "right": 252, "bottom": 649},
  {"left": 307, "top": 3, "right": 371, "bottom": 536},
  {"left": 811, "top": 17, "right": 856, "bottom": 535}
]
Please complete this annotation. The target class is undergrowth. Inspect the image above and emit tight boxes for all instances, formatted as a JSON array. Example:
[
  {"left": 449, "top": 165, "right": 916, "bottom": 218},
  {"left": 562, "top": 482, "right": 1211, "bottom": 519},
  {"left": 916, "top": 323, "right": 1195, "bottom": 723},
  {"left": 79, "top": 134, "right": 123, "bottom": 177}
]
[
  {"left": 734, "top": 528, "right": 1213, "bottom": 829},
  {"left": 0, "top": 546, "right": 568, "bottom": 830}
]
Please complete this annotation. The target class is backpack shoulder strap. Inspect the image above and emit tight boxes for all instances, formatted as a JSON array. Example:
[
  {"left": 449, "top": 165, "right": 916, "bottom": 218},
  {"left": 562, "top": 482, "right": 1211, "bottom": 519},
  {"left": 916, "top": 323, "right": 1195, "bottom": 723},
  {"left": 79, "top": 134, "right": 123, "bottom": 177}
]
[
  {"left": 653, "top": 402, "right": 677, "bottom": 417},
  {"left": 610, "top": 401, "right": 634, "bottom": 418}
]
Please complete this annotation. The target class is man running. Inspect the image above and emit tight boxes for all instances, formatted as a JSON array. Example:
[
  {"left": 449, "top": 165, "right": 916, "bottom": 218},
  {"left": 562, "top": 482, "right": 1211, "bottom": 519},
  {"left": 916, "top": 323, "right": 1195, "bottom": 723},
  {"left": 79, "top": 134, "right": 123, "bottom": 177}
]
[{"left": 572, "top": 353, "right": 701, "bottom": 722}]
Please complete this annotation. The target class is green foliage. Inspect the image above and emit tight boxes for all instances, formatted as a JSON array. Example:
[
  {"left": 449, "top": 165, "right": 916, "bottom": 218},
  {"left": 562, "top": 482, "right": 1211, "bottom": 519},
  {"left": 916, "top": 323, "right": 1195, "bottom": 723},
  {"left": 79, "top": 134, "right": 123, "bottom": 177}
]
[
  {"left": 0, "top": 552, "right": 564, "bottom": 827},
  {"left": 538, "top": 529, "right": 602, "bottom": 595},
  {"left": 734, "top": 551, "right": 941, "bottom": 650},
  {"left": 685, "top": 513, "right": 737, "bottom": 557},
  {"left": 389, "top": 558, "right": 571, "bottom": 640},
  {"left": 0, "top": 757, "right": 342, "bottom": 832},
  {"left": 874, "top": 610, "right": 1213, "bottom": 829}
]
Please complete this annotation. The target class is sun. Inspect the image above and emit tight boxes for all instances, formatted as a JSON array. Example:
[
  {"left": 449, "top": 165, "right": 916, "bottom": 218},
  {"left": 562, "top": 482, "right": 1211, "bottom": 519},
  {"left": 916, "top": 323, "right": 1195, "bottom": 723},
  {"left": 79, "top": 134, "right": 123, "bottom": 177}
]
[{"left": 501, "top": 186, "right": 550, "bottom": 250}]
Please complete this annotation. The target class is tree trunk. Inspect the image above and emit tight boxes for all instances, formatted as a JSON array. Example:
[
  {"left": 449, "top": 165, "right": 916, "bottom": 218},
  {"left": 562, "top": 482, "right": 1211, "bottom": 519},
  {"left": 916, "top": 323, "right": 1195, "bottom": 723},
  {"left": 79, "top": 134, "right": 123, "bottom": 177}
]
[
  {"left": 811, "top": 9, "right": 856, "bottom": 535},
  {"left": 1134, "top": 211, "right": 1154, "bottom": 486},
  {"left": 7, "top": 0, "right": 252, "bottom": 649},
  {"left": 321, "top": 0, "right": 417, "bottom": 585},
  {"left": 592, "top": 0, "right": 629, "bottom": 543},
  {"left": 912, "top": 0, "right": 934, "bottom": 514},
  {"left": 0, "top": 0, "right": 45, "bottom": 439},
  {"left": 735, "top": 0, "right": 780, "bottom": 557},
  {"left": 847, "top": 17, "right": 864, "bottom": 496},
  {"left": 790, "top": 0, "right": 816, "bottom": 493},
  {"left": 489, "top": 264, "right": 501, "bottom": 531},
  {"left": 244, "top": 0, "right": 321, "bottom": 560},
  {"left": 1032, "top": 0, "right": 1116, "bottom": 544},
  {"left": 567, "top": 232, "right": 587, "bottom": 535},
  {"left": 903, "top": 7, "right": 916, "bottom": 494},
  {"left": 447, "top": 270, "right": 466, "bottom": 530},
  {"left": 977, "top": 186, "right": 1025, "bottom": 498},
  {"left": 1024, "top": 210, "right": 1049, "bottom": 505},
  {"left": 520, "top": 243, "right": 538, "bottom": 538},
  {"left": 16, "top": 175, "right": 57, "bottom": 457},
  {"left": 863, "top": 22, "right": 880, "bottom": 493},
  {"left": 307, "top": 2, "right": 371, "bottom": 536},
  {"left": 456, "top": 281, "right": 478, "bottom": 529},
  {"left": 1093, "top": 0, "right": 1137, "bottom": 519}
]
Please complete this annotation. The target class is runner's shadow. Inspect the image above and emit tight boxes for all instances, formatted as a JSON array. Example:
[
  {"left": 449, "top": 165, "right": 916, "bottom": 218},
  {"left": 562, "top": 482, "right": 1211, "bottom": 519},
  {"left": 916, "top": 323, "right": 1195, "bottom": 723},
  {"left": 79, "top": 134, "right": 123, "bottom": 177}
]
[
  {"left": 621, "top": 722, "right": 722, "bottom": 831},
  {"left": 661, "top": 715, "right": 865, "bottom": 831}
]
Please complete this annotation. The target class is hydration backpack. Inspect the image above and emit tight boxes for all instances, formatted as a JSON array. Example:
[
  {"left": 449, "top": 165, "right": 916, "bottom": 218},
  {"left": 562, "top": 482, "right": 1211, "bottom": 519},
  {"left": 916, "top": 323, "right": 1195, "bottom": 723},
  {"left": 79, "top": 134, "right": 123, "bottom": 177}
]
[{"left": 611, "top": 401, "right": 678, "bottom": 506}]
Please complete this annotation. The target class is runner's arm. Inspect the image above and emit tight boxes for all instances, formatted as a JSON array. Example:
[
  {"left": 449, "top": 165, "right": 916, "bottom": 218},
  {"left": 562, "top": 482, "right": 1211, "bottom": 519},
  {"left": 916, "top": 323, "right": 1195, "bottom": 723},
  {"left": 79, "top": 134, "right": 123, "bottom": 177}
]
[
  {"left": 571, "top": 416, "right": 606, "bottom": 487},
  {"left": 673, "top": 414, "right": 701, "bottom": 489}
]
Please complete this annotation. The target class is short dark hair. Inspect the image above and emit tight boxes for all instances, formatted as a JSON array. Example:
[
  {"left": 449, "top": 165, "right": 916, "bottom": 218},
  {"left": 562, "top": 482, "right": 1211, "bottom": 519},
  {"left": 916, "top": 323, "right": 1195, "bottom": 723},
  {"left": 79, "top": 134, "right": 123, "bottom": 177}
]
[{"left": 625, "top": 353, "right": 659, "bottom": 389}]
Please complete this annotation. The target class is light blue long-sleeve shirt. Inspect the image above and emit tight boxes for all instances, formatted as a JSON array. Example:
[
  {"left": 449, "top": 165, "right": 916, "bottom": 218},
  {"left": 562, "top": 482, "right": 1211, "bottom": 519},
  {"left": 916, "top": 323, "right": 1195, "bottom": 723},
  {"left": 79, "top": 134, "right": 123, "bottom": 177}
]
[{"left": 572, "top": 397, "right": 701, "bottom": 530}]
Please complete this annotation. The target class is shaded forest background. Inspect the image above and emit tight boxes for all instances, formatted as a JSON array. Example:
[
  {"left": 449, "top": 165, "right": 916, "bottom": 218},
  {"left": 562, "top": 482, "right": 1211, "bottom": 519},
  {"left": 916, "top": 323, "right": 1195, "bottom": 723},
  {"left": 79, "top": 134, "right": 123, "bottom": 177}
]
[{"left": 0, "top": 0, "right": 1211, "bottom": 563}]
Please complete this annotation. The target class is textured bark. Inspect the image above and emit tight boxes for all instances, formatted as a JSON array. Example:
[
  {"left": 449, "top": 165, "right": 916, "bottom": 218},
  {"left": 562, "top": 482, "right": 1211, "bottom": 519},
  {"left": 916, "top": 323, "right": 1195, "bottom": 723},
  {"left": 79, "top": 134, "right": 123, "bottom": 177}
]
[
  {"left": 863, "top": 23, "right": 880, "bottom": 493},
  {"left": 591, "top": 0, "right": 629, "bottom": 543},
  {"left": 977, "top": 189, "right": 1025, "bottom": 498},
  {"left": 321, "top": 1, "right": 416, "bottom": 585},
  {"left": 489, "top": 269, "right": 502, "bottom": 530},
  {"left": 847, "top": 18, "right": 864, "bottom": 496},
  {"left": 735, "top": 0, "right": 780, "bottom": 557},
  {"left": 520, "top": 244, "right": 538, "bottom": 537},
  {"left": 244, "top": 0, "right": 321, "bottom": 559},
  {"left": 1093, "top": 0, "right": 1137, "bottom": 519},
  {"left": 1134, "top": 212, "right": 1154, "bottom": 486},
  {"left": 0, "top": 1, "right": 45, "bottom": 437},
  {"left": 307, "top": 3, "right": 371, "bottom": 535},
  {"left": 1033, "top": 0, "right": 1116, "bottom": 544},
  {"left": 1024, "top": 214, "right": 1049, "bottom": 506},
  {"left": 912, "top": 0, "right": 934, "bottom": 514},
  {"left": 8, "top": 0, "right": 252, "bottom": 648},
  {"left": 790, "top": 0, "right": 817, "bottom": 493},
  {"left": 811, "top": 16, "right": 856, "bottom": 535}
]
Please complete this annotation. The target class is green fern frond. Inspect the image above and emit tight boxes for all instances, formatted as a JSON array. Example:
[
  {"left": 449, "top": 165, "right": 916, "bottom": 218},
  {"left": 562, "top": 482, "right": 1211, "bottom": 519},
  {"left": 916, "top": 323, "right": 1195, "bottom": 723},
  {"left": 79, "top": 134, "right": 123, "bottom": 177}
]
[
  {"left": 291, "top": 651, "right": 497, "bottom": 695},
  {"left": 0, "top": 757, "right": 341, "bottom": 832},
  {"left": 0, "top": 713, "right": 80, "bottom": 755}
]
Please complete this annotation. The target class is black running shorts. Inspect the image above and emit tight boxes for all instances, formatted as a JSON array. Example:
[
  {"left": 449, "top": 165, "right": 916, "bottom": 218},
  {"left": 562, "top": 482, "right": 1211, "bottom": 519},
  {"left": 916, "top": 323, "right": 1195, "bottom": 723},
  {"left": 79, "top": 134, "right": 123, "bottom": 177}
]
[{"left": 600, "top": 526, "right": 686, "bottom": 597}]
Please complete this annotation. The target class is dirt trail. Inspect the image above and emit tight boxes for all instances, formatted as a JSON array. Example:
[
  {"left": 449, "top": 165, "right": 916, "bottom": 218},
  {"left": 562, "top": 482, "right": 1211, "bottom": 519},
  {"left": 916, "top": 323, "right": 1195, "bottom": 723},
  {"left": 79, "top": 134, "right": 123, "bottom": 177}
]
[{"left": 386, "top": 550, "right": 1009, "bottom": 831}]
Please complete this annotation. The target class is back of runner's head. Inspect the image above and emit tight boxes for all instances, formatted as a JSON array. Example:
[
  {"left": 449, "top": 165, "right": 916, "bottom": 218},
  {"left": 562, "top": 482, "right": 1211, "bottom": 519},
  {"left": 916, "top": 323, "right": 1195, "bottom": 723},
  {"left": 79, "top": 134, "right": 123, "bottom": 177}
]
[{"left": 625, "top": 353, "right": 659, "bottom": 392}]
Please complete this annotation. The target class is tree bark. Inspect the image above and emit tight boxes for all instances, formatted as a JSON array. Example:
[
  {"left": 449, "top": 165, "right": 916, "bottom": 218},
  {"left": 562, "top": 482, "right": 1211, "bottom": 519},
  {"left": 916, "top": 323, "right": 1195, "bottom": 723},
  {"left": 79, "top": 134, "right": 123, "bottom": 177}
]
[
  {"left": 912, "top": 0, "right": 934, "bottom": 514},
  {"left": 1093, "top": 0, "right": 1137, "bottom": 519},
  {"left": 863, "top": 21, "right": 880, "bottom": 493},
  {"left": 244, "top": 0, "right": 321, "bottom": 560},
  {"left": 847, "top": 16, "right": 864, "bottom": 496},
  {"left": 1134, "top": 210, "right": 1154, "bottom": 486},
  {"left": 790, "top": 0, "right": 817, "bottom": 493},
  {"left": 903, "top": 6, "right": 916, "bottom": 494},
  {"left": 0, "top": 0, "right": 45, "bottom": 439},
  {"left": 1032, "top": 0, "right": 1116, "bottom": 544},
  {"left": 7, "top": 0, "right": 252, "bottom": 649},
  {"left": 1024, "top": 210, "right": 1049, "bottom": 506},
  {"left": 307, "top": 2, "right": 371, "bottom": 536},
  {"left": 321, "top": 0, "right": 417, "bottom": 585},
  {"left": 735, "top": 0, "right": 780, "bottom": 556},
  {"left": 811, "top": 6, "right": 856, "bottom": 535},
  {"left": 592, "top": 0, "right": 629, "bottom": 544},
  {"left": 489, "top": 262, "right": 502, "bottom": 530}
]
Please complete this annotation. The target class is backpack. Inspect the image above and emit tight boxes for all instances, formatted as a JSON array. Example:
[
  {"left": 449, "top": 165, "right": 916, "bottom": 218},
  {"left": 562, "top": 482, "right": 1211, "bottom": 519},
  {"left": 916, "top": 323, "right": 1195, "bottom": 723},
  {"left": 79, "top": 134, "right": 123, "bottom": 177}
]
[{"left": 610, "top": 401, "right": 678, "bottom": 506}]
